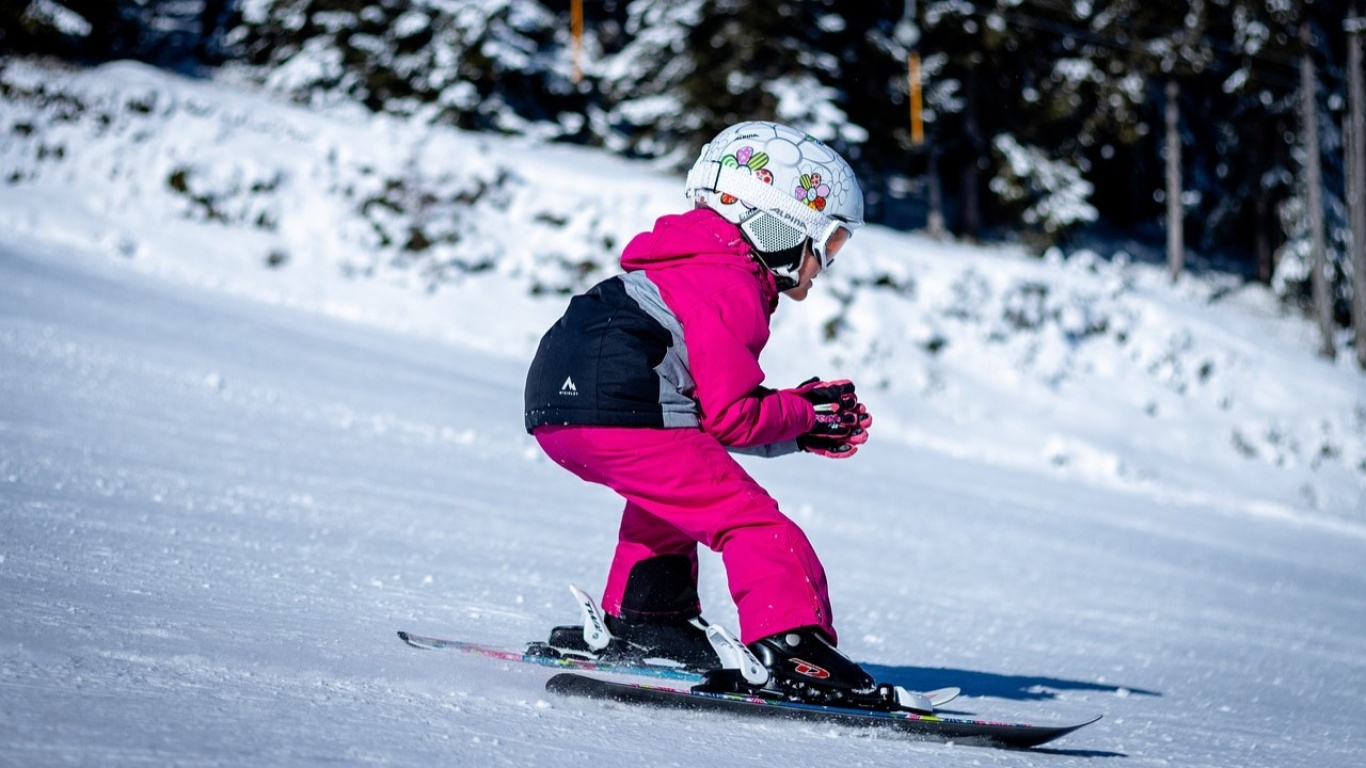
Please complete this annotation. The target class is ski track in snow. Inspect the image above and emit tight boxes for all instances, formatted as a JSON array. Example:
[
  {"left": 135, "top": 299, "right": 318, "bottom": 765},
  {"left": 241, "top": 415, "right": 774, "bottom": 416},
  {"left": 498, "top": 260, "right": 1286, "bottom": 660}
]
[{"left": 2, "top": 238, "right": 1365, "bottom": 767}]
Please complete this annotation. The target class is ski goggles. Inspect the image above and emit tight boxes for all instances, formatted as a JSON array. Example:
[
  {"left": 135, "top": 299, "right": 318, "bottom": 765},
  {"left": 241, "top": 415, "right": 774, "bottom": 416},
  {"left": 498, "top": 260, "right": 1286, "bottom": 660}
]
[{"left": 811, "top": 220, "right": 854, "bottom": 271}]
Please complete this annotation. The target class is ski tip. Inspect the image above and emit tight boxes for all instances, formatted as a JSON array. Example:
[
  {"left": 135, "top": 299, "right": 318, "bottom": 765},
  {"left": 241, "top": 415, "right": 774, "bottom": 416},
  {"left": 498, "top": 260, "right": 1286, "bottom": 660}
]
[
  {"left": 979, "top": 713, "right": 1103, "bottom": 749},
  {"left": 545, "top": 672, "right": 591, "bottom": 696},
  {"left": 546, "top": 672, "right": 646, "bottom": 699},
  {"left": 1048, "top": 714, "right": 1104, "bottom": 732},
  {"left": 1040, "top": 714, "right": 1104, "bottom": 743}
]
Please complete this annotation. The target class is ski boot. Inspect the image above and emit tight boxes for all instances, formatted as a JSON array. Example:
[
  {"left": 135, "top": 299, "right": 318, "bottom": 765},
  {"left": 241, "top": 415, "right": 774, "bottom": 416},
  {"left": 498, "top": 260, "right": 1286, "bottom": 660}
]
[
  {"left": 526, "top": 585, "right": 721, "bottom": 671},
  {"left": 696, "top": 625, "right": 943, "bottom": 713},
  {"left": 748, "top": 627, "right": 879, "bottom": 703},
  {"left": 533, "top": 616, "right": 718, "bottom": 670},
  {"left": 604, "top": 613, "right": 719, "bottom": 669}
]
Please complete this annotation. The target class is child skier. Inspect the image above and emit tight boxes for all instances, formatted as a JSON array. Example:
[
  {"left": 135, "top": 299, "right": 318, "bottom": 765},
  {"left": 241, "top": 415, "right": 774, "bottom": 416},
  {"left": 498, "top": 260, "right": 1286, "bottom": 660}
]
[{"left": 524, "top": 121, "right": 879, "bottom": 704}]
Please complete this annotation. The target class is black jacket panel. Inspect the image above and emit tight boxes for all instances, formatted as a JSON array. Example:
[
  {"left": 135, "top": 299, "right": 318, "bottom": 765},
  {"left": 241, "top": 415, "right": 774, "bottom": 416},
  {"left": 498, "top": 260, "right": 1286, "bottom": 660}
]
[{"left": 525, "top": 276, "right": 685, "bottom": 431}]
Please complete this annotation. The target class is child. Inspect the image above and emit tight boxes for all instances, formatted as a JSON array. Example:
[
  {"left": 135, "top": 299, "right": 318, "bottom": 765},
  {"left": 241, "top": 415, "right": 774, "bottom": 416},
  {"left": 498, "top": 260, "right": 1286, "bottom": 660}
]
[{"left": 524, "top": 121, "right": 877, "bottom": 702}]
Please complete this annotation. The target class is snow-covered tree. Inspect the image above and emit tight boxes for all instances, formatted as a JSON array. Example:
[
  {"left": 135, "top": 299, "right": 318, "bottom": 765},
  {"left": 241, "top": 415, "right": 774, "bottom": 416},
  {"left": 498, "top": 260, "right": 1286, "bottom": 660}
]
[
  {"left": 594, "top": 0, "right": 706, "bottom": 158},
  {"left": 225, "top": 1, "right": 583, "bottom": 134},
  {"left": 1, "top": 0, "right": 232, "bottom": 67},
  {"left": 670, "top": 0, "right": 868, "bottom": 158},
  {"left": 990, "top": 134, "right": 1099, "bottom": 244}
]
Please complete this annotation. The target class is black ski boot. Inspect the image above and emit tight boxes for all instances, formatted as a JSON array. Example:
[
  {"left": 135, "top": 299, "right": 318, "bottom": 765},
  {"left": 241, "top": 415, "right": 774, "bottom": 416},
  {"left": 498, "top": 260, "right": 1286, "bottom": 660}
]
[
  {"left": 692, "top": 625, "right": 948, "bottom": 713},
  {"left": 534, "top": 624, "right": 600, "bottom": 661},
  {"left": 530, "top": 559, "right": 722, "bottom": 671},
  {"left": 747, "top": 627, "right": 882, "bottom": 706},
  {"left": 531, "top": 616, "right": 719, "bottom": 671},
  {"left": 605, "top": 614, "right": 719, "bottom": 670}
]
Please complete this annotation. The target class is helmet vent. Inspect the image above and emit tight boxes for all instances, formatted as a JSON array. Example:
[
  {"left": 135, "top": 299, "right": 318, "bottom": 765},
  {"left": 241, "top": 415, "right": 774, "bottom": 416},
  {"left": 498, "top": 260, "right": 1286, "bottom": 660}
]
[{"left": 741, "top": 212, "right": 805, "bottom": 255}]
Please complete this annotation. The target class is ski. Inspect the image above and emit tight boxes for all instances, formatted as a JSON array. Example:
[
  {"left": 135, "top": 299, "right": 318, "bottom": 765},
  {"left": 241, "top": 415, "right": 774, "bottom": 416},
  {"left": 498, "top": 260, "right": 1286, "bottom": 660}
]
[
  {"left": 545, "top": 672, "right": 1100, "bottom": 749},
  {"left": 396, "top": 631, "right": 702, "bottom": 682},
  {"left": 398, "top": 630, "right": 962, "bottom": 709}
]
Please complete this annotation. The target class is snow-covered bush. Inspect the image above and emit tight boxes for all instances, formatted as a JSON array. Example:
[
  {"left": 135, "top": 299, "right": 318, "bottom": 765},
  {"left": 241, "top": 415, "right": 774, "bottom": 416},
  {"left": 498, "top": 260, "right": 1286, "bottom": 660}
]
[{"left": 0, "top": 59, "right": 658, "bottom": 294}]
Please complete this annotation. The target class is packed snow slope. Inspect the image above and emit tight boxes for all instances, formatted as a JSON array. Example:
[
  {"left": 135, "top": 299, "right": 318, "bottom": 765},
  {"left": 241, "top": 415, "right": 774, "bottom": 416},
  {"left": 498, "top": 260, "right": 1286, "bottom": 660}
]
[{"left": 1, "top": 60, "right": 1365, "bottom": 767}]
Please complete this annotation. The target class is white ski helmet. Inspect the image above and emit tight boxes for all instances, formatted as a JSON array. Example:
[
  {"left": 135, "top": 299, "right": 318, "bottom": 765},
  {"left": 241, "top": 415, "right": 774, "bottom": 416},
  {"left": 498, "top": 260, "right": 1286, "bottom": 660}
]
[{"left": 685, "top": 121, "right": 864, "bottom": 288}]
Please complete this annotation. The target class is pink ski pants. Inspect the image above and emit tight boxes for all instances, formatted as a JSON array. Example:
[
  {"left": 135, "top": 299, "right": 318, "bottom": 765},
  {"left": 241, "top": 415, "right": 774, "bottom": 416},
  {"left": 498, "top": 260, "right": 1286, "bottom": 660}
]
[{"left": 534, "top": 425, "right": 836, "bottom": 645}]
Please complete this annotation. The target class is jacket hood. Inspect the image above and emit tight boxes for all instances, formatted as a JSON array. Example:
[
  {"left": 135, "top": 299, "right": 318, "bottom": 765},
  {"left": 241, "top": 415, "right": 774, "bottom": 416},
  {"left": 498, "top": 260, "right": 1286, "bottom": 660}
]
[{"left": 620, "top": 208, "right": 778, "bottom": 308}]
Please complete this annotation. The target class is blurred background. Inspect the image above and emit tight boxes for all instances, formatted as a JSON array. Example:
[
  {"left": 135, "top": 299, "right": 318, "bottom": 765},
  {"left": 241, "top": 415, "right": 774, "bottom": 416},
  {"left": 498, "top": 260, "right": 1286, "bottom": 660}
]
[{"left": 3, "top": 0, "right": 1365, "bottom": 366}]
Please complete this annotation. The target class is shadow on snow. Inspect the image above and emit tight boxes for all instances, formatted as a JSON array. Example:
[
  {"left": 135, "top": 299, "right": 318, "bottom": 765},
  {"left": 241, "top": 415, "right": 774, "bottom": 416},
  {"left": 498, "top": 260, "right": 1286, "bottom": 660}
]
[{"left": 862, "top": 661, "right": 1161, "bottom": 703}]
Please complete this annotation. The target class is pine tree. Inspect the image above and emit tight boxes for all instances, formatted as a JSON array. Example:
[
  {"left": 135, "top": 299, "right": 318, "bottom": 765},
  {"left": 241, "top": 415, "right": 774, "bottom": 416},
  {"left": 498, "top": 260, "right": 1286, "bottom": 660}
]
[
  {"left": 672, "top": 1, "right": 864, "bottom": 156},
  {"left": 225, "top": 1, "right": 580, "bottom": 132},
  {"left": 0, "top": 0, "right": 229, "bottom": 66},
  {"left": 595, "top": 0, "right": 708, "bottom": 157}
]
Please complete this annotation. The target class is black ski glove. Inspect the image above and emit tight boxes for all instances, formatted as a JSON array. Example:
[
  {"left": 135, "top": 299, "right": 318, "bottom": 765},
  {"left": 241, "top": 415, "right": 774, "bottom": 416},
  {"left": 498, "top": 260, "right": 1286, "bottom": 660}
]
[{"left": 789, "top": 377, "right": 872, "bottom": 458}]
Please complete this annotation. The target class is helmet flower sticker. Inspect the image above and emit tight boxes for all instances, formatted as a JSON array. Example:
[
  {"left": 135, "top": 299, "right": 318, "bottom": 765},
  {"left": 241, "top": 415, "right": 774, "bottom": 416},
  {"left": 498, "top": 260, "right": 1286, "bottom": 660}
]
[
  {"left": 719, "top": 146, "right": 772, "bottom": 205},
  {"left": 795, "top": 172, "right": 830, "bottom": 212}
]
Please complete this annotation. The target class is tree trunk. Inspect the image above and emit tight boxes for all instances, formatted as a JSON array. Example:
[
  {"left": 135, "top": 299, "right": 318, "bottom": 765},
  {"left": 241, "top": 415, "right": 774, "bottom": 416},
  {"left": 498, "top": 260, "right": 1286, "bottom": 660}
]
[
  {"left": 959, "top": 62, "right": 982, "bottom": 241},
  {"left": 1301, "top": 22, "right": 1335, "bottom": 360},
  {"left": 1255, "top": 187, "right": 1274, "bottom": 284},
  {"left": 927, "top": 144, "right": 945, "bottom": 239},
  {"left": 1166, "top": 79, "right": 1184, "bottom": 283},
  {"left": 1348, "top": 9, "right": 1366, "bottom": 368}
]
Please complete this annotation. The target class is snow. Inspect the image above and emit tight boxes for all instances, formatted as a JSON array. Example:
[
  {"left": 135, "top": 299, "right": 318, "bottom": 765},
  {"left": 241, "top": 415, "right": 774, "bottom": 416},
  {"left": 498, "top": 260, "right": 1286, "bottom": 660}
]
[{"left": 1, "top": 60, "right": 1365, "bottom": 766}]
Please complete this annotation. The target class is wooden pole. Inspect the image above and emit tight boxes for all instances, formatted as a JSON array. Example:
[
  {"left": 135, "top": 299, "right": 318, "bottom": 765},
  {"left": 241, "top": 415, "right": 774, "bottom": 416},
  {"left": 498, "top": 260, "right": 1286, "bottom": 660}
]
[
  {"left": 909, "top": 52, "right": 924, "bottom": 146},
  {"left": 571, "top": 0, "right": 583, "bottom": 84}
]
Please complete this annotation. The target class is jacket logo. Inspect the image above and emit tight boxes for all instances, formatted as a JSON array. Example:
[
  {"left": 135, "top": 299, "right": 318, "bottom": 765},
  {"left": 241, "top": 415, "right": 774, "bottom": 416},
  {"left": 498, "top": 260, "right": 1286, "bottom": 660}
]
[
  {"left": 790, "top": 659, "right": 831, "bottom": 679},
  {"left": 559, "top": 376, "right": 579, "bottom": 396}
]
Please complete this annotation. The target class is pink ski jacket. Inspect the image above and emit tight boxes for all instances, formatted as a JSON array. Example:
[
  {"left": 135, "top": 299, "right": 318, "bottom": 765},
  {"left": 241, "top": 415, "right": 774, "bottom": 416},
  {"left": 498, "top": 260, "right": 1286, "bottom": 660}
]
[{"left": 524, "top": 209, "right": 815, "bottom": 450}]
